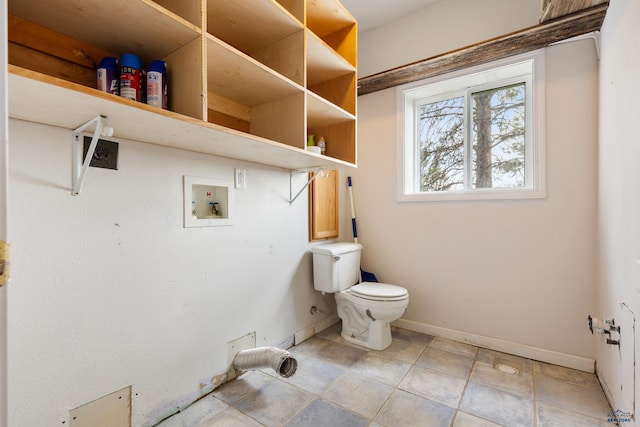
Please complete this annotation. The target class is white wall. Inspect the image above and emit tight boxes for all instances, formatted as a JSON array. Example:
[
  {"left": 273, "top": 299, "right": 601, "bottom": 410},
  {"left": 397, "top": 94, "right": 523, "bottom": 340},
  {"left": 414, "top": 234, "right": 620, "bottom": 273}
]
[
  {"left": 358, "top": 0, "right": 540, "bottom": 78},
  {"left": 597, "top": 0, "right": 640, "bottom": 420},
  {"left": 7, "top": 119, "right": 335, "bottom": 426},
  {"left": 348, "top": 0, "right": 599, "bottom": 367}
]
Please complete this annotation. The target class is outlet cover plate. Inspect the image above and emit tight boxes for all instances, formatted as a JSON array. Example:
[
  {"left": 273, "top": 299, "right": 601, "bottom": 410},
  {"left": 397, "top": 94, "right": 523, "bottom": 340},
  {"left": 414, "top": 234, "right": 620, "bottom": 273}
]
[
  {"left": 83, "top": 136, "right": 119, "bottom": 170},
  {"left": 235, "top": 169, "right": 247, "bottom": 189}
]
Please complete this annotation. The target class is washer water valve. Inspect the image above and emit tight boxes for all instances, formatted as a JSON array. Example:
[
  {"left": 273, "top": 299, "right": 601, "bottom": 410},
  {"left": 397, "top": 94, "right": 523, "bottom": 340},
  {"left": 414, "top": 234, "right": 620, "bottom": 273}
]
[{"left": 588, "top": 315, "right": 620, "bottom": 346}]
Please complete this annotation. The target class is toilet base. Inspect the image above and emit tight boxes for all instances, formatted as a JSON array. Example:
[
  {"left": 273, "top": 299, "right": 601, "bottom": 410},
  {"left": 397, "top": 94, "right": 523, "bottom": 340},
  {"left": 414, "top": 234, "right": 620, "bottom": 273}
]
[{"left": 340, "top": 318, "right": 393, "bottom": 351}]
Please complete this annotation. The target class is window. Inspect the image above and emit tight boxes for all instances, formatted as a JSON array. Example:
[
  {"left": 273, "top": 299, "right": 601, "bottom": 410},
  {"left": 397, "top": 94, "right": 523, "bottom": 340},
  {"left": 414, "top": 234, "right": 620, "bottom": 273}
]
[{"left": 397, "top": 50, "right": 545, "bottom": 201}]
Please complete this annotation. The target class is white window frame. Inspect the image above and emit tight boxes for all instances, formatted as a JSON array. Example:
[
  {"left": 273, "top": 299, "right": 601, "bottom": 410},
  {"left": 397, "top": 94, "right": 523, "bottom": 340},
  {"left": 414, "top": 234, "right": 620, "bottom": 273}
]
[{"left": 397, "top": 49, "right": 546, "bottom": 202}]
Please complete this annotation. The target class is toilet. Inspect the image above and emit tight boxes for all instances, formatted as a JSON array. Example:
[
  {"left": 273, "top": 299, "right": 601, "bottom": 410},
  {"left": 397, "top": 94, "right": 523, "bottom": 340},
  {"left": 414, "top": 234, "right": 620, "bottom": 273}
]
[{"left": 310, "top": 242, "right": 409, "bottom": 351}]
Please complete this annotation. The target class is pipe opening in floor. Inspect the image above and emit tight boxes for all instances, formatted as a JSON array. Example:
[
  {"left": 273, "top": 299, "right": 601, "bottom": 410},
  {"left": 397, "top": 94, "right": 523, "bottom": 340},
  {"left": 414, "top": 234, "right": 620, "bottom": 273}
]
[{"left": 493, "top": 358, "right": 521, "bottom": 375}]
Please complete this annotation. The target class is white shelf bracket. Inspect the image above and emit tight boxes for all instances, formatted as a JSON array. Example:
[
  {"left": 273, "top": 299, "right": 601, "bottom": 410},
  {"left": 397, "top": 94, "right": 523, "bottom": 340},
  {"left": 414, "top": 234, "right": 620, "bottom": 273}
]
[
  {"left": 71, "top": 115, "right": 114, "bottom": 196},
  {"left": 289, "top": 168, "right": 325, "bottom": 205}
]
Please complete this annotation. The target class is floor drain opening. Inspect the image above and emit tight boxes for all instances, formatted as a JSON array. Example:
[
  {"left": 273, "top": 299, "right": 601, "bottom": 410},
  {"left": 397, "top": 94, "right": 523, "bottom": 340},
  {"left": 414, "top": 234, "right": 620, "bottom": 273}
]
[{"left": 493, "top": 359, "right": 521, "bottom": 375}]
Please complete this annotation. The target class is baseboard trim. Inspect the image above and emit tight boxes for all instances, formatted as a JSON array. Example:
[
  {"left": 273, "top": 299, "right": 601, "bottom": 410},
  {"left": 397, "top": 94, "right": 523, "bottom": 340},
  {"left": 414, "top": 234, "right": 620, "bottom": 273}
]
[{"left": 393, "top": 318, "right": 595, "bottom": 373}]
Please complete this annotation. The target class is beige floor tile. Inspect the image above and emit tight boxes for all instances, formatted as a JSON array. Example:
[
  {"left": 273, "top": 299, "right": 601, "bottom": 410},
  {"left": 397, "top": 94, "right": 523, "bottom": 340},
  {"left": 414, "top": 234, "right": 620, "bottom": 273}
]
[
  {"left": 534, "top": 376, "right": 611, "bottom": 421},
  {"left": 322, "top": 372, "right": 394, "bottom": 418},
  {"left": 287, "top": 335, "right": 331, "bottom": 359},
  {"left": 349, "top": 351, "right": 412, "bottom": 386},
  {"left": 459, "top": 382, "right": 534, "bottom": 427},
  {"left": 453, "top": 411, "right": 504, "bottom": 427},
  {"left": 416, "top": 346, "right": 475, "bottom": 379},
  {"left": 399, "top": 365, "right": 467, "bottom": 408},
  {"left": 316, "top": 341, "right": 368, "bottom": 368},
  {"left": 286, "top": 398, "right": 369, "bottom": 427},
  {"left": 375, "top": 389, "right": 456, "bottom": 427},
  {"left": 376, "top": 337, "right": 429, "bottom": 364},
  {"left": 391, "top": 326, "right": 435, "bottom": 345},
  {"left": 197, "top": 407, "right": 263, "bottom": 427},
  {"left": 470, "top": 360, "right": 533, "bottom": 399},
  {"left": 536, "top": 402, "right": 610, "bottom": 427},
  {"left": 533, "top": 361, "right": 601, "bottom": 388},
  {"left": 279, "top": 356, "right": 344, "bottom": 394},
  {"left": 314, "top": 340, "right": 368, "bottom": 369},
  {"left": 212, "top": 371, "right": 273, "bottom": 405},
  {"left": 316, "top": 322, "right": 342, "bottom": 341},
  {"left": 233, "top": 380, "right": 313, "bottom": 426},
  {"left": 430, "top": 337, "right": 479, "bottom": 358}
]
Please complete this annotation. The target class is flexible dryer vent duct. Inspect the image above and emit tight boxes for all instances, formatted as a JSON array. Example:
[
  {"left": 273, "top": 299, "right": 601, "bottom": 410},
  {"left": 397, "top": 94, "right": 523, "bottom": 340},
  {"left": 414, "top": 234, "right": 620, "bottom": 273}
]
[{"left": 232, "top": 347, "right": 298, "bottom": 378}]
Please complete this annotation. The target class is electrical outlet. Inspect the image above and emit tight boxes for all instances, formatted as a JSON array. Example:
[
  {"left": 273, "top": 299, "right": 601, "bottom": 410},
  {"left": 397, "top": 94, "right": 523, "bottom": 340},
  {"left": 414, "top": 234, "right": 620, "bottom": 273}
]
[
  {"left": 235, "top": 168, "right": 247, "bottom": 189},
  {"left": 83, "top": 136, "right": 119, "bottom": 170}
]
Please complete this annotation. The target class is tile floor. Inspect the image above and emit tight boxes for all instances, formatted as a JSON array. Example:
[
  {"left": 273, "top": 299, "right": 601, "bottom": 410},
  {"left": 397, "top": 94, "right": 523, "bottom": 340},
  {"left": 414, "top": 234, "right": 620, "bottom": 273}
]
[{"left": 157, "top": 324, "right": 614, "bottom": 427}]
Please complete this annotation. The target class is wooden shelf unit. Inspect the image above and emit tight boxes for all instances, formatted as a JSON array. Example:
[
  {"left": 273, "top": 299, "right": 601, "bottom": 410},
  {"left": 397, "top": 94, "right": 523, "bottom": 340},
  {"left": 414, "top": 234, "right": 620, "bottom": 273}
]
[{"left": 7, "top": 0, "right": 357, "bottom": 170}]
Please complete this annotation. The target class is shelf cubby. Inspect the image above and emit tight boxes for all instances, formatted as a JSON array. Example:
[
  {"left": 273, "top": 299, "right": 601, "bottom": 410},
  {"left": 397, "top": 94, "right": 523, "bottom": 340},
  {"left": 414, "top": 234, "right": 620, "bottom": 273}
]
[
  {"left": 306, "top": 91, "right": 355, "bottom": 164},
  {"left": 7, "top": 0, "right": 204, "bottom": 121},
  {"left": 207, "top": 0, "right": 305, "bottom": 85},
  {"left": 306, "top": 0, "right": 357, "bottom": 67},
  {"left": 8, "top": 0, "right": 202, "bottom": 66},
  {"left": 307, "top": 120, "right": 356, "bottom": 164},
  {"left": 154, "top": 0, "right": 204, "bottom": 27},
  {"left": 205, "top": 34, "right": 305, "bottom": 147}
]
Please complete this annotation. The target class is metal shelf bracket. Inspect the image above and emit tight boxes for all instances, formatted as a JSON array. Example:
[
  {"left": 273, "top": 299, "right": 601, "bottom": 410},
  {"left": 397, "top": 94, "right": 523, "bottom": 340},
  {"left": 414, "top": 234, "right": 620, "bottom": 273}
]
[
  {"left": 289, "top": 168, "right": 326, "bottom": 205},
  {"left": 71, "top": 115, "right": 114, "bottom": 196}
]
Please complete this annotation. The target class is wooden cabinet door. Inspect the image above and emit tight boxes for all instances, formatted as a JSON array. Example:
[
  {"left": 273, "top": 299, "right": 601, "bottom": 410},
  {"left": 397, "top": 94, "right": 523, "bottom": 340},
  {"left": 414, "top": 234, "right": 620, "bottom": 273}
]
[{"left": 309, "top": 169, "right": 338, "bottom": 240}]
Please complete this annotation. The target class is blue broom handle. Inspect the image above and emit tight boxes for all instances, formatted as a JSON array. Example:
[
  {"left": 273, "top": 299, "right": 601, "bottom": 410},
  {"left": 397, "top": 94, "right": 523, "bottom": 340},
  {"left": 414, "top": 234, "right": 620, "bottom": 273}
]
[{"left": 348, "top": 176, "right": 358, "bottom": 243}]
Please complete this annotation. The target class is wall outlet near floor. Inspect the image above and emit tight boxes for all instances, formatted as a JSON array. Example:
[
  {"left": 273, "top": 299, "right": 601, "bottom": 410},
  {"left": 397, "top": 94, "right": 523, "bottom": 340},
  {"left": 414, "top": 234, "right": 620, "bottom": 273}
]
[
  {"left": 294, "top": 326, "right": 315, "bottom": 345},
  {"left": 227, "top": 331, "right": 256, "bottom": 381}
]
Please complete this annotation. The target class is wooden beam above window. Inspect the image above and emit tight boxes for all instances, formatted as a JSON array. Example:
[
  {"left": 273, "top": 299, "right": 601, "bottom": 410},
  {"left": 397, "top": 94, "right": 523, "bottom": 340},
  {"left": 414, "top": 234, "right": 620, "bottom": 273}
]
[
  {"left": 540, "top": 0, "right": 608, "bottom": 23},
  {"left": 357, "top": 3, "right": 608, "bottom": 96}
]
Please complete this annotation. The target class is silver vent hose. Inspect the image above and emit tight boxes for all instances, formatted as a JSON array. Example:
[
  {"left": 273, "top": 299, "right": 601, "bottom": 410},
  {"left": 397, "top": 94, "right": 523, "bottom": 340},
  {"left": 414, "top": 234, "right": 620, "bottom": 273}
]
[{"left": 232, "top": 347, "right": 298, "bottom": 378}]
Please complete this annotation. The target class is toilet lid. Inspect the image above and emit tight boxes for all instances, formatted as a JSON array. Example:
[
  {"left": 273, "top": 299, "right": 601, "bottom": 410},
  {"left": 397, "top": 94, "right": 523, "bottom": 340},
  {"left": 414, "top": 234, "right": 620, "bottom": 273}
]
[{"left": 350, "top": 282, "right": 408, "bottom": 301}]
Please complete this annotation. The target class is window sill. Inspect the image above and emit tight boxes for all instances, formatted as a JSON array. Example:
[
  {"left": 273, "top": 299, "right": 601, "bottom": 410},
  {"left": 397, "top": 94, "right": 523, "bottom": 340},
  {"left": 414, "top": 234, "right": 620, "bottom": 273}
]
[{"left": 397, "top": 187, "right": 546, "bottom": 202}]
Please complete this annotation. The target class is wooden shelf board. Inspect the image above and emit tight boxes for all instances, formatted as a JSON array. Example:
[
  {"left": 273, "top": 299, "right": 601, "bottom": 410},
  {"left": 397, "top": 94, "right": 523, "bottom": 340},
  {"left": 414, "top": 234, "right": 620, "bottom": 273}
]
[
  {"left": 307, "top": 0, "right": 355, "bottom": 38},
  {"left": 8, "top": 67, "right": 355, "bottom": 171},
  {"left": 207, "top": 36, "right": 304, "bottom": 107},
  {"left": 306, "top": 91, "right": 354, "bottom": 128},
  {"left": 207, "top": 0, "right": 303, "bottom": 53},
  {"left": 8, "top": 0, "right": 201, "bottom": 63},
  {"left": 306, "top": 31, "right": 355, "bottom": 85}
]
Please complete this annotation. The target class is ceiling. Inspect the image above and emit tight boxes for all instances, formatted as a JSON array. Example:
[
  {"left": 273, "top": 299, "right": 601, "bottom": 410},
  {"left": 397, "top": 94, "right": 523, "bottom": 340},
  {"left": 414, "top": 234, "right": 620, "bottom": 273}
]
[{"left": 340, "top": 0, "right": 442, "bottom": 32}]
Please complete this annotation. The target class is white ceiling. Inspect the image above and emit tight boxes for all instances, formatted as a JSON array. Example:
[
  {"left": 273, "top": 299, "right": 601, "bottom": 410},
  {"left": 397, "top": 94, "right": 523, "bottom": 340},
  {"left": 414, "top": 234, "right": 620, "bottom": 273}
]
[{"left": 340, "top": 0, "right": 442, "bottom": 32}]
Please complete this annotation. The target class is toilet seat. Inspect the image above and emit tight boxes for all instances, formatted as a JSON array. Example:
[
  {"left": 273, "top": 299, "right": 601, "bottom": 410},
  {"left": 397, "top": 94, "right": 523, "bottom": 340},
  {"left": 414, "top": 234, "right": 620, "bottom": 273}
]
[{"left": 349, "top": 282, "right": 408, "bottom": 301}]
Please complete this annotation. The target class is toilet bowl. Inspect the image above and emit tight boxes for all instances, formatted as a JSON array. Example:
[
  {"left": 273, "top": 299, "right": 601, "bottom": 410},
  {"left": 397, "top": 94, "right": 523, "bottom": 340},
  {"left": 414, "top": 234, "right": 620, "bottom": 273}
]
[
  {"left": 336, "top": 282, "right": 408, "bottom": 350},
  {"left": 310, "top": 243, "right": 409, "bottom": 351}
]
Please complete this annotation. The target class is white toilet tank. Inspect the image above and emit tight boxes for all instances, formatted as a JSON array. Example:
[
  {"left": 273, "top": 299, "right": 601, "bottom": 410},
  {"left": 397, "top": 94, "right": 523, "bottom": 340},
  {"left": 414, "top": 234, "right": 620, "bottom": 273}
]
[{"left": 310, "top": 243, "right": 363, "bottom": 293}]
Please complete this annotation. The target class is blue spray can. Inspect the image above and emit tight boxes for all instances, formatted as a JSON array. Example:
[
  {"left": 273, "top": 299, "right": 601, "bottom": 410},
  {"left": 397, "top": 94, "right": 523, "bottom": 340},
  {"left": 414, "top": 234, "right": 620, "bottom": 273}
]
[
  {"left": 119, "top": 53, "right": 142, "bottom": 102},
  {"left": 97, "top": 57, "right": 119, "bottom": 95},
  {"left": 146, "top": 60, "right": 168, "bottom": 109}
]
